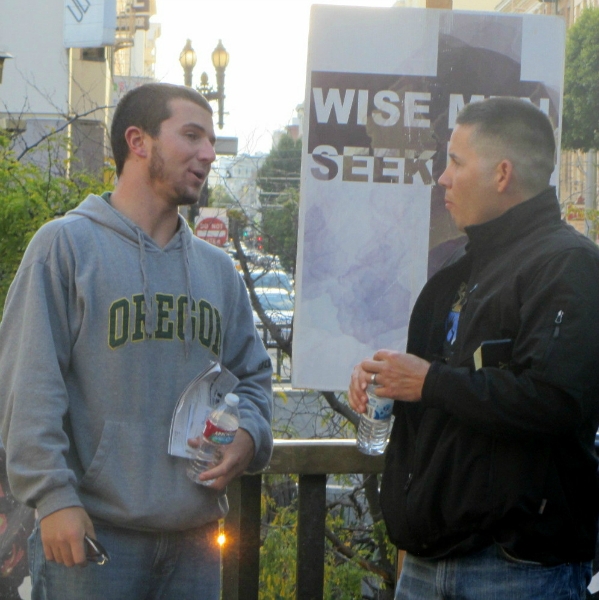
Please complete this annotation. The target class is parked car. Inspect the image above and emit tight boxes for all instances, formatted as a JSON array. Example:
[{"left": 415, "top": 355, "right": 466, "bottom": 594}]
[
  {"left": 252, "top": 287, "right": 294, "bottom": 347},
  {"left": 247, "top": 269, "right": 294, "bottom": 293}
]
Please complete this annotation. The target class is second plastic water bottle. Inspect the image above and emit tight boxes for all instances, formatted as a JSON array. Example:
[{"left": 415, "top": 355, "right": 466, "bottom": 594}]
[
  {"left": 187, "top": 393, "right": 240, "bottom": 486},
  {"left": 356, "top": 385, "right": 394, "bottom": 456}
]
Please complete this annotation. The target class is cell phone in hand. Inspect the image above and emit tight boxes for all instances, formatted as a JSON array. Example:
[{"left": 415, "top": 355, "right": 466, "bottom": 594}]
[{"left": 84, "top": 534, "right": 110, "bottom": 565}]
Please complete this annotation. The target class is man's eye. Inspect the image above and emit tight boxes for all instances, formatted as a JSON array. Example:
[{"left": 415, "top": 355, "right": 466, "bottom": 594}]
[{"left": 186, "top": 132, "right": 199, "bottom": 140}]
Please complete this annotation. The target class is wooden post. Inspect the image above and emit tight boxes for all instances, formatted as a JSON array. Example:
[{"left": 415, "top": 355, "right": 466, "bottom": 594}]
[
  {"left": 223, "top": 475, "right": 263, "bottom": 600},
  {"left": 296, "top": 474, "right": 327, "bottom": 600},
  {"left": 222, "top": 479, "right": 241, "bottom": 600},
  {"left": 237, "top": 475, "right": 262, "bottom": 599},
  {"left": 426, "top": 0, "right": 452, "bottom": 8}
]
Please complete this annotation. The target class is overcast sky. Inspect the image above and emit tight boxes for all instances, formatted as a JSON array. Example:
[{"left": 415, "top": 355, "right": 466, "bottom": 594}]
[{"left": 152, "top": 0, "right": 501, "bottom": 154}]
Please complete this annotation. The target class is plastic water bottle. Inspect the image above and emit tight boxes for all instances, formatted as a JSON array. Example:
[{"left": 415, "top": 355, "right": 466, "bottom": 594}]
[
  {"left": 356, "top": 385, "right": 394, "bottom": 456},
  {"left": 187, "top": 393, "right": 240, "bottom": 486}
]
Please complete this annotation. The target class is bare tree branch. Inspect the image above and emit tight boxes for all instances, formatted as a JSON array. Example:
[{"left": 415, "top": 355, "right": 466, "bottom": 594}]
[
  {"left": 17, "top": 105, "right": 113, "bottom": 161},
  {"left": 324, "top": 525, "right": 394, "bottom": 586},
  {"left": 231, "top": 218, "right": 293, "bottom": 355},
  {"left": 322, "top": 391, "right": 359, "bottom": 429}
]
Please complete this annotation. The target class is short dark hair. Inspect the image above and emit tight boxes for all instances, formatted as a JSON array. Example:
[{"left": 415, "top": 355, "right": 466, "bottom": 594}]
[
  {"left": 456, "top": 97, "right": 556, "bottom": 196},
  {"left": 110, "top": 83, "right": 213, "bottom": 176}
]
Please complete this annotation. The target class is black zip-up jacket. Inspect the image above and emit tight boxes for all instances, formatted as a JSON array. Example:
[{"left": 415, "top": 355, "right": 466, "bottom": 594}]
[{"left": 380, "top": 188, "right": 599, "bottom": 565}]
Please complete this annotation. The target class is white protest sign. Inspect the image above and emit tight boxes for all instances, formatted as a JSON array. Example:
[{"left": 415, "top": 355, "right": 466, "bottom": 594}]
[{"left": 292, "top": 7, "right": 565, "bottom": 391}]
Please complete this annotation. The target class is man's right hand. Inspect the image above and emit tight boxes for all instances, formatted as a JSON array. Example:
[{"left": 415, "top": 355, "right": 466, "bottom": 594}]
[{"left": 40, "top": 506, "right": 95, "bottom": 567}]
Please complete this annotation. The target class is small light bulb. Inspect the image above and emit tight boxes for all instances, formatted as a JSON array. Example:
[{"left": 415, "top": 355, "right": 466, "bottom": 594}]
[{"left": 217, "top": 533, "right": 226, "bottom": 547}]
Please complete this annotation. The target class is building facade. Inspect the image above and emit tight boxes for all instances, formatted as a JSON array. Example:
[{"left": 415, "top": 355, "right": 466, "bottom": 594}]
[
  {"left": 211, "top": 153, "right": 266, "bottom": 223},
  {"left": 496, "top": 0, "right": 598, "bottom": 22},
  {"left": 0, "top": 0, "right": 160, "bottom": 178},
  {"left": 495, "top": 0, "right": 599, "bottom": 225}
]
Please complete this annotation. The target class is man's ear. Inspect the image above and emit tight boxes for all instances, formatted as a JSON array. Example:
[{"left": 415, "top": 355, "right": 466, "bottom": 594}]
[
  {"left": 495, "top": 159, "right": 514, "bottom": 193},
  {"left": 124, "top": 126, "right": 148, "bottom": 159}
]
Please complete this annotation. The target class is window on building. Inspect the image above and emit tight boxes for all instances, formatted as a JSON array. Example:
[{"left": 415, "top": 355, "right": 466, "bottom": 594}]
[{"left": 81, "top": 48, "right": 106, "bottom": 62}]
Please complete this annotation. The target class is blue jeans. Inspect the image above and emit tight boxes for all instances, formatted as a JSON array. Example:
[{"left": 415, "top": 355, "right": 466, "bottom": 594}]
[
  {"left": 28, "top": 519, "right": 220, "bottom": 600},
  {"left": 395, "top": 544, "right": 592, "bottom": 600}
]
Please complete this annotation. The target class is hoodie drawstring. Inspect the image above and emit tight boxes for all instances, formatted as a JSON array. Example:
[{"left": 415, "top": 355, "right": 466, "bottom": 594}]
[
  {"left": 137, "top": 229, "right": 156, "bottom": 337},
  {"left": 137, "top": 224, "right": 193, "bottom": 358},
  {"left": 182, "top": 230, "right": 194, "bottom": 358}
]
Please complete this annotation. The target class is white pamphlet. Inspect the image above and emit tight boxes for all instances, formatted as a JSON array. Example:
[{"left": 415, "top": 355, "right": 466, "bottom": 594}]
[{"left": 168, "top": 361, "right": 239, "bottom": 458}]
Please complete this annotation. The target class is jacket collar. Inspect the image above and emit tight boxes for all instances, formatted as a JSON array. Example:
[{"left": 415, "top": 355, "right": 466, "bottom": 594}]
[{"left": 463, "top": 187, "right": 561, "bottom": 252}]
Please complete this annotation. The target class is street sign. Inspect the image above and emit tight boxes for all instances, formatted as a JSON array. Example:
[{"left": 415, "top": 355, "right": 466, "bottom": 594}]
[{"left": 195, "top": 210, "right": 228, "bottom": 247}]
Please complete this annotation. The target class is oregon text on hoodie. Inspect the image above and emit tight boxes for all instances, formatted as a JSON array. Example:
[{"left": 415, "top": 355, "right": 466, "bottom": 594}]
[{"left": 0, "top": 193, "right": 273, "bottom": 531}]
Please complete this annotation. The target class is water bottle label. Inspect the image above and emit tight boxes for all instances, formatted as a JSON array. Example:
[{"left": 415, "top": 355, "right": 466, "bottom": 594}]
[
  {"left": 366, "top": 395, "right": 394, "bottom": 420},
  {"left": 203, "top": 420, "right": 237, "bottom": 444}
]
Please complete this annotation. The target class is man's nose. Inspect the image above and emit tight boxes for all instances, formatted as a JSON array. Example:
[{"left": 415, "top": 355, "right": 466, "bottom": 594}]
[
  {"left": 437, "top": 168, "right": 450, "bottom": 188},
  {"left": 200, "top": 140, "right": 216, "bottom": 164}
]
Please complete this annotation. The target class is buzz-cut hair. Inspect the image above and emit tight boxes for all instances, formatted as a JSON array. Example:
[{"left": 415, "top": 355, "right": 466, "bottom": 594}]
[
  {"left": 456, "top": 97, "right": 556, "bottom": 197},
  {"left": 110, "top": 83, "right": 213, "bottom": 177}
]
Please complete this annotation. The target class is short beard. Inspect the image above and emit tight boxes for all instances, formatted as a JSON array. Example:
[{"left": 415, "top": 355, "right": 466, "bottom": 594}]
[{"left": 149, "top": 145, "right": 203, "bottom": 206}]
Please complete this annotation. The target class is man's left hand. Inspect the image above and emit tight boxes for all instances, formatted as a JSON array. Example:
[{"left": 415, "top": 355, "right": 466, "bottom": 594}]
[
  {"left": 198, "top": 428, "right": 255, "bottom": 491},
  {"left": 361, "top": 349, "right": 431, "bottom": 403}
]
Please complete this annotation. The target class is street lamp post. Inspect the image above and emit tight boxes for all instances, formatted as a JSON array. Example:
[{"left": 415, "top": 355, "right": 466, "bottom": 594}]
[
  {"left": 0, "top": 50, "right": 14, "bottom": 85},
  {"left": 179, "top": 39, "right": 197, "bottom": 88},
  {"left": 179, "top": 39, "right": 229, "bottom": 130}
]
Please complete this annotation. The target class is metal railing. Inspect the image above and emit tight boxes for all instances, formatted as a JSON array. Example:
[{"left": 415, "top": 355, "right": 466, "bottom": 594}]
[{"left": 221, "top": 439, "right": 386, "bottom": 600}]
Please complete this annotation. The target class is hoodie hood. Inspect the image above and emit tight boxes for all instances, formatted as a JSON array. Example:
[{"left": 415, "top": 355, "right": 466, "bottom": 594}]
[{"left": 69, "top": 192, "right": 194, "bottom": 250}]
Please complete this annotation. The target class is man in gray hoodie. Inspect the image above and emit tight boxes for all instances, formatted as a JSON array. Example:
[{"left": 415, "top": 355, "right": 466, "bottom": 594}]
[{"left": 0, "top": 83, "right": 273, "bottom": 599}]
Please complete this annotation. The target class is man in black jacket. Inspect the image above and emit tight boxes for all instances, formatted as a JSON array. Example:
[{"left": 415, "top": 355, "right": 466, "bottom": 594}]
[{"left": 349, "top": 97, "right": 599, "bottom": 600}]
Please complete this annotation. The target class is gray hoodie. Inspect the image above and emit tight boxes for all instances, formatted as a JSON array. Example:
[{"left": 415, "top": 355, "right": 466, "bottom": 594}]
[{"left": 0, "top": 194, "right": 273, "bottom": 531}]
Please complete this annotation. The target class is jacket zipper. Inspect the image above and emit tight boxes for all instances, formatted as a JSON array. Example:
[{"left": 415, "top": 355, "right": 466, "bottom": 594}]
[
  {"left": 541, "top": 310, "right": 563, "bottom": 367},
  {"left": 553, "top": 310, "right": 563, "bottom": 338}
]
